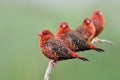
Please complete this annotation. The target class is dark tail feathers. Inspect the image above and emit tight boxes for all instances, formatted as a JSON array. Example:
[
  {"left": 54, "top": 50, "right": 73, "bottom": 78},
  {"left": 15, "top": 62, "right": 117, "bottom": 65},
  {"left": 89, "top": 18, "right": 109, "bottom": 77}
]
[
  {"left": 93, "top": 48, "right": 105, "bottom": 53},
  {"left": 79, "top": 57, "right": 89, "bottom": 61}
]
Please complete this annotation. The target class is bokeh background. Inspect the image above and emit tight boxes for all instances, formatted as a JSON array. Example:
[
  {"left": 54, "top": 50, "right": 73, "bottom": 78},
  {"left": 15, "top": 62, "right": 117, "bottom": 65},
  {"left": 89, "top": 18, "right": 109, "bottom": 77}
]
[{"left": 0, "top": 0, "right": 120, "bottom": 80}]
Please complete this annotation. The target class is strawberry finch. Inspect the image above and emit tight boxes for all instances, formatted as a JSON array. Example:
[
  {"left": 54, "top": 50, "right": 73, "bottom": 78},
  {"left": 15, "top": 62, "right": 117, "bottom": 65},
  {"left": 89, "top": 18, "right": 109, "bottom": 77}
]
[
  {"left": 56, "top": 22, "right": 104, "bottom": 52},
  {"left": 90, "top": 9, "right": 113, "bottom": 46},
  {"left": 76, "top": 18, "right": 96, "bottom": 43},
  {"left": 91, "top": 9, "right": 105, "bottom": 37},
  {"left": 38, "top": 29, "right": 89, "bottom": 61}
]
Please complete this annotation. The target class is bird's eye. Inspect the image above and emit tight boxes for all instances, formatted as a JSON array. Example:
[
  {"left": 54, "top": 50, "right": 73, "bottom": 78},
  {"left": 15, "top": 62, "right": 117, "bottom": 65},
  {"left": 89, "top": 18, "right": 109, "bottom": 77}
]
[
  {"left": 95, "top": 11, "right": 102, "bottom": 16},
  {"left": 42, "top": 31, "right": 48, "bottom": 35},
  {"left": 42, "top": 32, "right": 46, "bottom": 35},
  {"left": 96, "top": 12, "right": 99, "bottom": 15}
]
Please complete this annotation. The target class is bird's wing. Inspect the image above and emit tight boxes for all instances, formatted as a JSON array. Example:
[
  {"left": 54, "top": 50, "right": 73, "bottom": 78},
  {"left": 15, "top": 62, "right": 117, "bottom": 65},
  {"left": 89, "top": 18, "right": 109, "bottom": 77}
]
[
  {"left": 48, "top": 39, "right": 73, "bottom": 59},
  {"left": 67, "top": 31, "right": 89, "bottom": 50},
  {"left": 76, "top": 26, "right": 84, "bottom": 34}
]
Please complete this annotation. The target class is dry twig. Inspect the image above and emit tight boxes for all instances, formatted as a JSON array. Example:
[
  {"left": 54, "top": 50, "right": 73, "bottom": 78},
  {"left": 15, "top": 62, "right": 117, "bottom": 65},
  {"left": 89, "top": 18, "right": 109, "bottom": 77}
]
[{"left": 44, "top": 60, "right": 56, "bottom": 80}]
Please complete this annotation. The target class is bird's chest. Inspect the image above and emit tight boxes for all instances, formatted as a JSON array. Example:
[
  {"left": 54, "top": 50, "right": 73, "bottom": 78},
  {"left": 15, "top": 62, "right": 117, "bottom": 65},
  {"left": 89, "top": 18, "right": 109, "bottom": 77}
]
[
  {"left": 58, "top": 34, "right": 70, "bottom": 45},
  {"left": 41, "top": 42, "right": 50, "bottom": 55},
  {"left": 82, "top": 28, "right": 94, "bottom": 40},
  {"left": 41, "top": 42, "right": 59, "bottom": 60},
  {"left": 93, "top": 19, "right": 103, "bottom": 31}
]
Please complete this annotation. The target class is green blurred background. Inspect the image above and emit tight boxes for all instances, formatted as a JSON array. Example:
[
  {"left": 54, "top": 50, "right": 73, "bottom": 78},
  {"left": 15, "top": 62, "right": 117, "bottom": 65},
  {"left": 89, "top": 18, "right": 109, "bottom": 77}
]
[{"left": 0, "top": 0, "right": 120, "bottom": 80}]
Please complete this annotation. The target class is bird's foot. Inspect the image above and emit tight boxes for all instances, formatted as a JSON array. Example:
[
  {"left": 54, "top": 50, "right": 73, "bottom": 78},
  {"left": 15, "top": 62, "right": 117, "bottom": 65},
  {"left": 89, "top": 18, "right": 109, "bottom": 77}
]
[{"left": 49, "top": 60, "right": 57, "bottom": 66}]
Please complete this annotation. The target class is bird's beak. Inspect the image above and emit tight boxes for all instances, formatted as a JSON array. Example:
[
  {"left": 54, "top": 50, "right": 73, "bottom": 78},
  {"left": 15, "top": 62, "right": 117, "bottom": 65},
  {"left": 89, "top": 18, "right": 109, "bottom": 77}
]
[
  {"left": 86, "top": 20, "right": 90, "bottom": 24},
  {"left": 99, "top": 12, "right": 103, "bottom": 16},
  {"left": 38, "top": 32, "right": 43, "bottom": 37},
  {"left": 62, "top": 24, "right": 67, "bottom": 28}
]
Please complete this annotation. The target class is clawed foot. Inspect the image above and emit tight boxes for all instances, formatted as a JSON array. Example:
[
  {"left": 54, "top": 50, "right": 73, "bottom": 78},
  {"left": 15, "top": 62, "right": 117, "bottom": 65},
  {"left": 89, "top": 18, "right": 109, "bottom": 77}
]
[{"left": 49, "top": 60, "right": 57, "bottom": 66}]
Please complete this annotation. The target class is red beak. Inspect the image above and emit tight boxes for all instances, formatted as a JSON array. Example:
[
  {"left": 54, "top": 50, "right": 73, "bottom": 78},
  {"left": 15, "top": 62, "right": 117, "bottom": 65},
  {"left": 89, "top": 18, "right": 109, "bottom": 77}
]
[
  {"left": 62, "top": 24, "right": 67, "bottom": 28},
  {"left": 99, "top": 12, "right": 103, "bottom": 16},
  {"left": 38, "top": 32, "right": 43, "bottom": 37},
  {"left": 86, "top": 20, "right": 90, "bottom": 24}
]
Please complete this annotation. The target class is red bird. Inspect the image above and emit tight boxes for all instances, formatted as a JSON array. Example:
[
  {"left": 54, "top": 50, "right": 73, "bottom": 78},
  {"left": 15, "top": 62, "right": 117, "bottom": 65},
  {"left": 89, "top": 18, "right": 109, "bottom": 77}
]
[
  {"left": 38, "top": 29, "right": 89, "bottom": 62},
  {"left": 91, "top": 9, "right": 113, "bottom": 46},
  {"left": 91, "top": 9, "right": 105, "bottom": 37},
  {"left": 56, "top": 22, "right": 104, "bottom": 52},
  {"left": 76, "top": 18, "right": 96, "bottom": 43}
]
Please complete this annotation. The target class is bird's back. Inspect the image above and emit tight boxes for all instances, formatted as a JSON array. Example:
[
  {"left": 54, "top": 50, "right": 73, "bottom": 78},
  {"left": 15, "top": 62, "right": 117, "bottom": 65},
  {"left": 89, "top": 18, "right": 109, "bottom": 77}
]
[
  {"left": 41, "top": 39, "right": 74, "bottom": 61},
  {"left": 66, "top": 30, "right": 90, "bottom": 51}
]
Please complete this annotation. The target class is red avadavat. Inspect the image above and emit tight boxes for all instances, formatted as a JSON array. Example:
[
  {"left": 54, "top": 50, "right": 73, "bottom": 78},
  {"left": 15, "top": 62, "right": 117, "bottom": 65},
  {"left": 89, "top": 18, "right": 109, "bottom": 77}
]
[
  {"left": 38, "top": 29, "right": 89, "bottom": 61},
  {"left": 56, "top": 22, "right": 104, "bottom": 52}
]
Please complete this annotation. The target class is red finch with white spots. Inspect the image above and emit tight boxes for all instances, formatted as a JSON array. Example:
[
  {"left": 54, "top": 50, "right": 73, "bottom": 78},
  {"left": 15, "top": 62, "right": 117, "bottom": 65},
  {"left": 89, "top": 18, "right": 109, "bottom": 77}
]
[
  {"left": 38, "top": 29, "right": 89, "bottom": 61},
  {"left": 90, "top": 9, "right": 113, "bottom": 46},
  {"left": 76, "top": 18, "right": 96, "bottom": 43},
  {"left": 91, "top": 9, "right": 105, "bottom": 37},
  {"left": 56, "top": 22, "right": 104, "bottom": 52}
]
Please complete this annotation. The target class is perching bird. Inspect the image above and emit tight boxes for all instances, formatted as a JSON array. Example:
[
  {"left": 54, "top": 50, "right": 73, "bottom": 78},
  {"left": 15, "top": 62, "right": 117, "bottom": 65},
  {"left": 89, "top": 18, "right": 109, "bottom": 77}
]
[
  {"left": 38, "top": 29, "right": 89, "bottom": 62},
  {"left": 91, "top": 9, "right": 105, "bottom": 37},
  {"left": 56, "top": 22, "right": 104, "bottom": 52},
  {"left": 76, "top": 18, "right": 96, "bottom": 43},
  {"left": 90, "top": 9, "right": 113, "bottom": 46}
]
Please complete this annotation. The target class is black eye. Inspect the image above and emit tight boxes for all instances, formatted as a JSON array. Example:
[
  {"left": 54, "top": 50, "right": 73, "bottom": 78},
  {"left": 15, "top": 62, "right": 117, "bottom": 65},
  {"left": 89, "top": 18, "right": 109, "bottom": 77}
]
[
  {"left": 42, "top": 32, "right": 46, "bottom": 35},
  {"left": 84, "top": 19, "right": 86, "bottom": 23},
  {"left": 96, "top": 12, "right": 99, "bottom": 15},
  {"left": 42, "top": 31, "right": 49, "bottom": 35}
]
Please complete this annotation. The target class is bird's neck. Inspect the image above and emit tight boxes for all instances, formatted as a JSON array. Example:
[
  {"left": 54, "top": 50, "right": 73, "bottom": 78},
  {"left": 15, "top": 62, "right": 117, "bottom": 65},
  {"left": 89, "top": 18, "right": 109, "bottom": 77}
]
[
  {"left": 40, "top": 36, "right": 53, "bottom": 44},
  {"left": 56, "top": 28, "right": 70, "bottom": 36},
  {"left": 89, "top": 23, "right": 94, "bottom": 29}
]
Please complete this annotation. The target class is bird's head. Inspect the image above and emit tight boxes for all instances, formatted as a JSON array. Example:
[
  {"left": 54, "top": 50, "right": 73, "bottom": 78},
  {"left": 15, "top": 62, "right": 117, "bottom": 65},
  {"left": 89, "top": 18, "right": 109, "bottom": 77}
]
[
  {"left": 60, "top": 22, "right": 68, "bottom": 28},
  {"left": 92, "top": 9, "right": 103, "bottom": 19},
  {"left": 83, "top": 18, "right": 95, "bottom": 29},
  {"left": 84, "top": 18, "right": 92, "bottom": 25},
  {"left": 38, "top": 29, "right": 54, "bottom": 41},
  {"left": 57, "top": 22, "right": 71, "bottom": 34}
]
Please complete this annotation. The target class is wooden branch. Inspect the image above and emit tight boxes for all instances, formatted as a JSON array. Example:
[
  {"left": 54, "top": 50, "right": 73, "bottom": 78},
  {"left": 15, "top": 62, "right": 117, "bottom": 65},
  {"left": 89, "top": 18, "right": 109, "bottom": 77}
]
[
  {"left": 91, "top": 37, "right": 114, "bottom": 46},
  {"left": 44, "top": 60, "right": 56, "bottom": 80}
]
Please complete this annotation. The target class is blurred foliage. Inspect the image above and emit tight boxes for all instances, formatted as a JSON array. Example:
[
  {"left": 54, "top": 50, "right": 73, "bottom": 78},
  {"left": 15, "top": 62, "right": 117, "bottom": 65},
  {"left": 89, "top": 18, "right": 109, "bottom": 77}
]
[{"left": 0, "top": 0, "right": 120, "bottom": 80}]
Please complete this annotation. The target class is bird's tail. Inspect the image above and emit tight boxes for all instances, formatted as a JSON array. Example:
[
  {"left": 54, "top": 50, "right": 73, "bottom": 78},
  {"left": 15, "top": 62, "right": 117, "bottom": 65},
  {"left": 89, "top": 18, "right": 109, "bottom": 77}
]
[
  {"left": 88, "top": 43, "right": 105, "bottom": 52},
  {"left": 93, "top": 48, "right": 105, "bottom": 52},
  {"left": 70, "top": 51, "right": 89, "bottom": 61}
]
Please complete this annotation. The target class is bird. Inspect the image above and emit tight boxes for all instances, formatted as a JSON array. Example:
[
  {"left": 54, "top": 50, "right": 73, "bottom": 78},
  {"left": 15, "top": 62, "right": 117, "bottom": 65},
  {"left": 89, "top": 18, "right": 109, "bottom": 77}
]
[
  {"left": 56, "top": 22, "right": 104, "bottom": 52},
  {"left": 38, "top": 29, "right": 89, "bottom": 62},
  {"left": 75, "top": 18, "right": 96, "bottom": 43},
  {"left": 90, "top": 9, "right": 113, "bottom": 46},
  {"left": 91, "top": 9, "right": 105, "bottom": 38}
]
